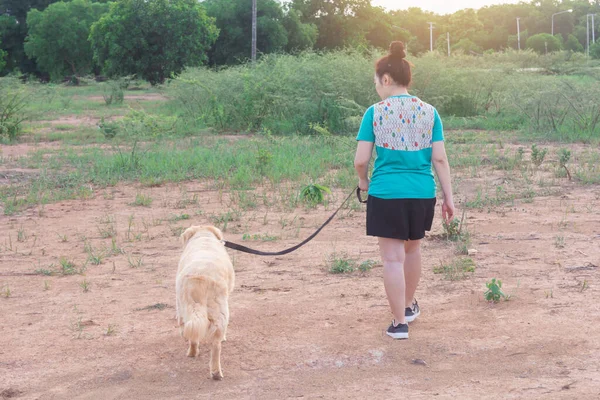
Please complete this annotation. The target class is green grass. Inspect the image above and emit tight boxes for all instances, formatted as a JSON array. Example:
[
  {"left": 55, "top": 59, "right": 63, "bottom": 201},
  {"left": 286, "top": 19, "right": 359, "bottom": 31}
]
[{"left": 434, "top": 258, "right": 476, "bottom": 281}]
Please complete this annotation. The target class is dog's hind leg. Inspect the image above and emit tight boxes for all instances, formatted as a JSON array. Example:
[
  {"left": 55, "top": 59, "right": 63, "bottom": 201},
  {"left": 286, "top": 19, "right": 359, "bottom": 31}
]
[
  {"left": 187, "top": 341, "right": 199, "bottom": 357},
  {"left": 210, "top": 339, "right": 223, "bottom": 380}
]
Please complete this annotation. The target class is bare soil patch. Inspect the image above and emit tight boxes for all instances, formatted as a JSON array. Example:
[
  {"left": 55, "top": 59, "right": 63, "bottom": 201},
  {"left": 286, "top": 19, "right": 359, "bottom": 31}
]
[{"left": 1, "top": 164, "right": 599, "bottom": 398}]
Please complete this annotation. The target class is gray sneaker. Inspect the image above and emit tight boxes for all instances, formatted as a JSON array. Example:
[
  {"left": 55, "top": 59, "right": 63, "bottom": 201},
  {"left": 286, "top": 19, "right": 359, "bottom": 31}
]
[
  {"left": 405, "top": 300, "right": 420, "bottom": 323},
  {"left": 386, "top": 320, "right": 409, "bottom": 339}
]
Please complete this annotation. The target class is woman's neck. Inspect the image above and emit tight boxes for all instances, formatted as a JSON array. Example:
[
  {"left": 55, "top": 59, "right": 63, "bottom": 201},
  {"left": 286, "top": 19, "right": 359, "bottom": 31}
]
[{"left": 387, "top": 87, "right": 409, "bottom": 97}]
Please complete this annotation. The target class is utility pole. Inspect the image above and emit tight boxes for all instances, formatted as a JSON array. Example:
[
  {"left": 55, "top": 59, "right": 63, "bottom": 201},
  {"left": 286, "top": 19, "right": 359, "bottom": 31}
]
[
  {"left": 447, "top": 32, "right": 450, "bottom": 56},
  {"left": 428, "top": 22, "right": 435, "bottom": 52},
  {"left": 586, "top": 14, "right": 596, "bottom": 56},
  {"left": 516, "top": 17, "right": 521, "bottom": 50},
  {"left": 551, "top": 9, "right": 573, "bottom": 36},
  {"left": 251, "top": 0, "right": 257, "bottom": 62}
]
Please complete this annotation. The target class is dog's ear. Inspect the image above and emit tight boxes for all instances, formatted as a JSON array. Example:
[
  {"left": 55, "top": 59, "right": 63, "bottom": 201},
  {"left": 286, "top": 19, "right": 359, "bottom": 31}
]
[
  {"left": 181, "top": 226, "right": 200, "bottom": 245},
  {"left": 204, "top": 225, "right": 224, "bottom": 241}
]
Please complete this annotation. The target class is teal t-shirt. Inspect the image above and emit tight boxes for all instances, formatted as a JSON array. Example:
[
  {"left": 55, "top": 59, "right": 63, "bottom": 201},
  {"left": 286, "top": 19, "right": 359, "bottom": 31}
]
[{"left": 356, "top": 95, "right": 444, "bottom": 199}]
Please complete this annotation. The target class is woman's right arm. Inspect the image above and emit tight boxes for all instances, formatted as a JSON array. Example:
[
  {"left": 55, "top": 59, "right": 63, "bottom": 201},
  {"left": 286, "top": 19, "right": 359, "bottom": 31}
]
[{"left": 432, "top": 141, "right": 455, "bottom": 222}]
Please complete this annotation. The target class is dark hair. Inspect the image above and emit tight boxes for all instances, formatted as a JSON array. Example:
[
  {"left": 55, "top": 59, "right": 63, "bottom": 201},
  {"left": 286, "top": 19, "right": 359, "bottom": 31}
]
[{"left": 375, "top": 41, "right": 412, "bottom": 87}]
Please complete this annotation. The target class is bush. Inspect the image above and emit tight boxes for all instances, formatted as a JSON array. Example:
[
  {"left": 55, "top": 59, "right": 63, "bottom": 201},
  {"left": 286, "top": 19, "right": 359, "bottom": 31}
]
[
  {"left": 526, "top": 33, "right": 562, "bottom": 54},
  {"left": 0, "top": 78, "right": 28, "bottom": 141}
]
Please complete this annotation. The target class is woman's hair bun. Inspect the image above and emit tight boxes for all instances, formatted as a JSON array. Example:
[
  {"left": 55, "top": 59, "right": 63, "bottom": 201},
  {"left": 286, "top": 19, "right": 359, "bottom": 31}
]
[{"left": 389, "top": 41, "right": 406, "bottom": 59}]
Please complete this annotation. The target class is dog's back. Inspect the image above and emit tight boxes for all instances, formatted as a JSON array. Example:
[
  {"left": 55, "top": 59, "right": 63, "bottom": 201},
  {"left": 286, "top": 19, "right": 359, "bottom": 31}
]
[{"left": 176, "top": 225, "right": 234, "bottom": 380}]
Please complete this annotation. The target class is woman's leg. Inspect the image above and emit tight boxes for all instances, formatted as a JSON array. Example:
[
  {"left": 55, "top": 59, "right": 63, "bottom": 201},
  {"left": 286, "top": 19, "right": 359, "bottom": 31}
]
[
  {"left": 403, "top": 239, "right": 422, "bottom": 306},
  {"left": 378, "top": 237, "right": 406, "bottom": 324}
]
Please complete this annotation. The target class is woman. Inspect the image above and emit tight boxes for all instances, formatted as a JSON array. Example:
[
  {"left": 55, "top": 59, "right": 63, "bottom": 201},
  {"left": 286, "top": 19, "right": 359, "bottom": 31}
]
[{"left": 354, "top": 41, "right": 455, "bottom": 339}]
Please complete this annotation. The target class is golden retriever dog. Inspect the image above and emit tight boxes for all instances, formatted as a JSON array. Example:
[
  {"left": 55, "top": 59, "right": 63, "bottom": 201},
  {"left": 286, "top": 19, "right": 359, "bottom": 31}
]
[{"left": 176, "top": 225, "right": 234, "bottom": 380}]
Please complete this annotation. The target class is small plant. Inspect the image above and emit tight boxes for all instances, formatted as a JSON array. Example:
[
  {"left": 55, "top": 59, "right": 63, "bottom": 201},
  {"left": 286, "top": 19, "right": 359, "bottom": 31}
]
[
  {"left": 256, "top": 148, "right": 273, "bottom": 175},
  {"left": 87, "top": 250, "right": 104, "bottom": 265},
  {"left": 558, "top": 148, "right": 571, "bottom": 180},
  {"left": 79, "top": 279, "right": 91, "bottom": 293},
  {"left": 132, "top": 193, "right": 153, "bottom": 207},
  {"left": 168, "top": 213, "right": 190, "bottom": 222},
  {"left": 300, "top": 184, "right": 331, "bottom": 206},
  {"left": 110, "top": 238, "right": 124, "bottom": 255},
  {"left": 2, "top": 284, "right": 11, "bottom": 298},
  {"left": 17, "top": 227, "right": 26, "bottom": 242},
  {"left": 103, "top": 81, "right": 124, "bottom": 106},
  {"left": 98, "top": 117, "right": 120, "bottom": 139},
  {"left": 128, "top": 255, "right": 144, "bottom": 268},
  {"left": 70, "top": 317, "right": 84, "bottom": 339},
  {"left": 358, "top": 259, "right": 376, "bottom": 273},
  {"left": 329, "top": 253, "right": 356, "bottom": 274},
  {"left": 57, "top": 233, "right": 68, "bottom": 242},
  {"left": 544, "top": 289, "right": 553, "bottom": 299},
  {"left": 484, "top": 278, "right": 508, "bottom": 303},
  {"left": 44, "top": 280, "right": 50, "bottom": 291},
  {"left": 531, "top": 144, "right": 548, "bottom": 167},
  {"left": 580, "top": 280, "right": 589, "bottom": 292},
  {"left": 105, "top": 324, "right": 117, "bottom": 336},
  {"left": 59, "top": 257, "right": 78, "bottom": 275},
  {"left": 34, "top": 267, "right": 54, "bottom": 276},
  {"left": 554, "top": 235, "right": 565, "bottom": 249}
]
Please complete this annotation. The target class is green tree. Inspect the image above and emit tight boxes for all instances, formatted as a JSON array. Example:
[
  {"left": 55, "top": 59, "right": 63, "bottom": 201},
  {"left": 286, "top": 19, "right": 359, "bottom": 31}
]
[
  {"left": 0, "top": 45, "right": 5, "bottom": 71},
  {"left": 591, "top": 41, "right": 600, "bottom": 60},
  {"left": 526, "top": 33, "right": 562, "bottom": 54},
  {"left": 203, "top": 0, "right": 289, "bottom": 65},
  {"left": 90, "top": 0, "right": 218, "bottom": 84},
  {"left": 290, "top": 0, "right": 371, "bottom": 49},
  {"left": 282, "top": 7, "right": 318, "bottom": 52},
  {"left": 564, "top": 33, "right": 583, "bottom": 52},
  {"left": 24, "top": 0, "right": 108, "bottom": 81}
]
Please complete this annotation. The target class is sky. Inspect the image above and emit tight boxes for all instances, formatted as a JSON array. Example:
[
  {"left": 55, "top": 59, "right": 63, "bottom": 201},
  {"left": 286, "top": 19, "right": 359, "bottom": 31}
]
[{"left": 371, "top": 0, "right": 520, "bottom": 15}]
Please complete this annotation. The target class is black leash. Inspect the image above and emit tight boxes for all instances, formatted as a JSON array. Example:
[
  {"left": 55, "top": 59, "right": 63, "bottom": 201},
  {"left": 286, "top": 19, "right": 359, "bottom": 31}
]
[{"left": 223, "top": 187, "right": 368, "bottom": 256}]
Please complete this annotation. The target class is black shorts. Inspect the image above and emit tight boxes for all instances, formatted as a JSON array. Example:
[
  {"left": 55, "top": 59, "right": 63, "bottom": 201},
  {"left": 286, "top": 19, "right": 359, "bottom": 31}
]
[{"left": 366, "top": 196, "right": 436, "bottom": 240}]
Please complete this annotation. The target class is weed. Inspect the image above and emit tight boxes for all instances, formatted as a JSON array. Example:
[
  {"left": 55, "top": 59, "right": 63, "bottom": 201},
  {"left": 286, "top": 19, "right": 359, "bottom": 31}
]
[
  {"left": 242, "top": 233, "right": 278, "bottom": 242},
  {"left": 2, "top": 284, "right": 11, "bottom": 298},
  {"left": 79, "top": 279, "right": 91, "bottom": 293},
  {"left": 558, "top": 148, "right": 572, "bottom": 180},
  {"left": 135, "top": 303, "right": 169, "bottom": 311},
  {"left": 132, "top": 193, "right": 153, "bottom": 207},
  {"left": 544, "top": 289, "right": 553, "bottom": 299},
  {"left": 300, "top": 184, "right": 331, "bottom": 206},
  {"left": 110, "top": 238, "right": 124, "bottom": 255},
  {"left": 168, "top": 213, "right": 190, "bottom": 222},
  {"left": 57, "top": 233, "right": 68, "bottom": 242},
  {"left": 531, "top": 144, "right": 548, "bottom": 167},
  {"left": 59, "top": 257, "right": 79, "bottom": 275},
  {"left": 358, "top": 259, "right": 376, "bottom": 273},
  {"left": 329, "top": 253, "right": 356, "bottom": 274},
  {"left": 17, "top": 227, "right": 26, "bottom": 242},
  {"left": 128, "top": 255, "right": 144, "bottom": 268},
  {"left": 434, "top": 258, "right": 475, "bottom": 281},
  {"left": 44, "top": 280, "right": 50, "bottom": 291},
  {"left": 34, "top": 267, "right": 54, "bottom": 276},
  {"left": 554, "top": 235, "right": 566, "bottom": 249},
  {"left": 580, "top": 280, "right": 589, "bottom": 292},
  {"left": 105, "top": 324, "right": 117, "bottom": 336},
  {"left": 484, "top": 278, "right": 508, "bottom": 303}
]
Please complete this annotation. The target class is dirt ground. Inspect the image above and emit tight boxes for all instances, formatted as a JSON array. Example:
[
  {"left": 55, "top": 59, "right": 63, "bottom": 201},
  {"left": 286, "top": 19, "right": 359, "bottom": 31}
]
[{"left": 1, "top": 142, "right": 600, "bottom": 399}]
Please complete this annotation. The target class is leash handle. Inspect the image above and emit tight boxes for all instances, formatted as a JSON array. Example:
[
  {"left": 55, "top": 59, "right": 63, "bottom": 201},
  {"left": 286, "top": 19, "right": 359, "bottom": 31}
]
[{"left": 356, "top": 187, "right": 368, "bottom": 204}]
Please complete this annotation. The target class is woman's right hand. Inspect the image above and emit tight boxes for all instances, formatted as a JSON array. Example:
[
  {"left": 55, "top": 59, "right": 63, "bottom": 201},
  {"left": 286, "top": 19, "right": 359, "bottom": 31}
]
[
  {"left": 442, "top": 198, "right": 455, "bottom": 223},
  {"left": 358, "top": 178, "right": 369, "bottom": 192}
]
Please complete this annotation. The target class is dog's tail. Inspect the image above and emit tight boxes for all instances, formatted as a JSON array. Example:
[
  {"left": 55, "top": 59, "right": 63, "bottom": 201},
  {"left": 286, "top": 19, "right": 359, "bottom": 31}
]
[{"left": 182, "top": 277, "right": 212, "bottom": 344}]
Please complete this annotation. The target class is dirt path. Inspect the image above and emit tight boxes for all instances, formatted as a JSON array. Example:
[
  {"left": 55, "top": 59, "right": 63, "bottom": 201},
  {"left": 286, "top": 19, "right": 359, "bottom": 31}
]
[{"left": 1, "top": 173, "right": 599, "bottom": 399}]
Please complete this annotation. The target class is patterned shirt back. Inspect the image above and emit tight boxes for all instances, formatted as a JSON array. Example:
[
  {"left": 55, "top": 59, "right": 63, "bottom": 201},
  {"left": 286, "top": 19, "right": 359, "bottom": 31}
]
[{"left": 356, "top": 95, "right": 444, "bottom": 199}]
